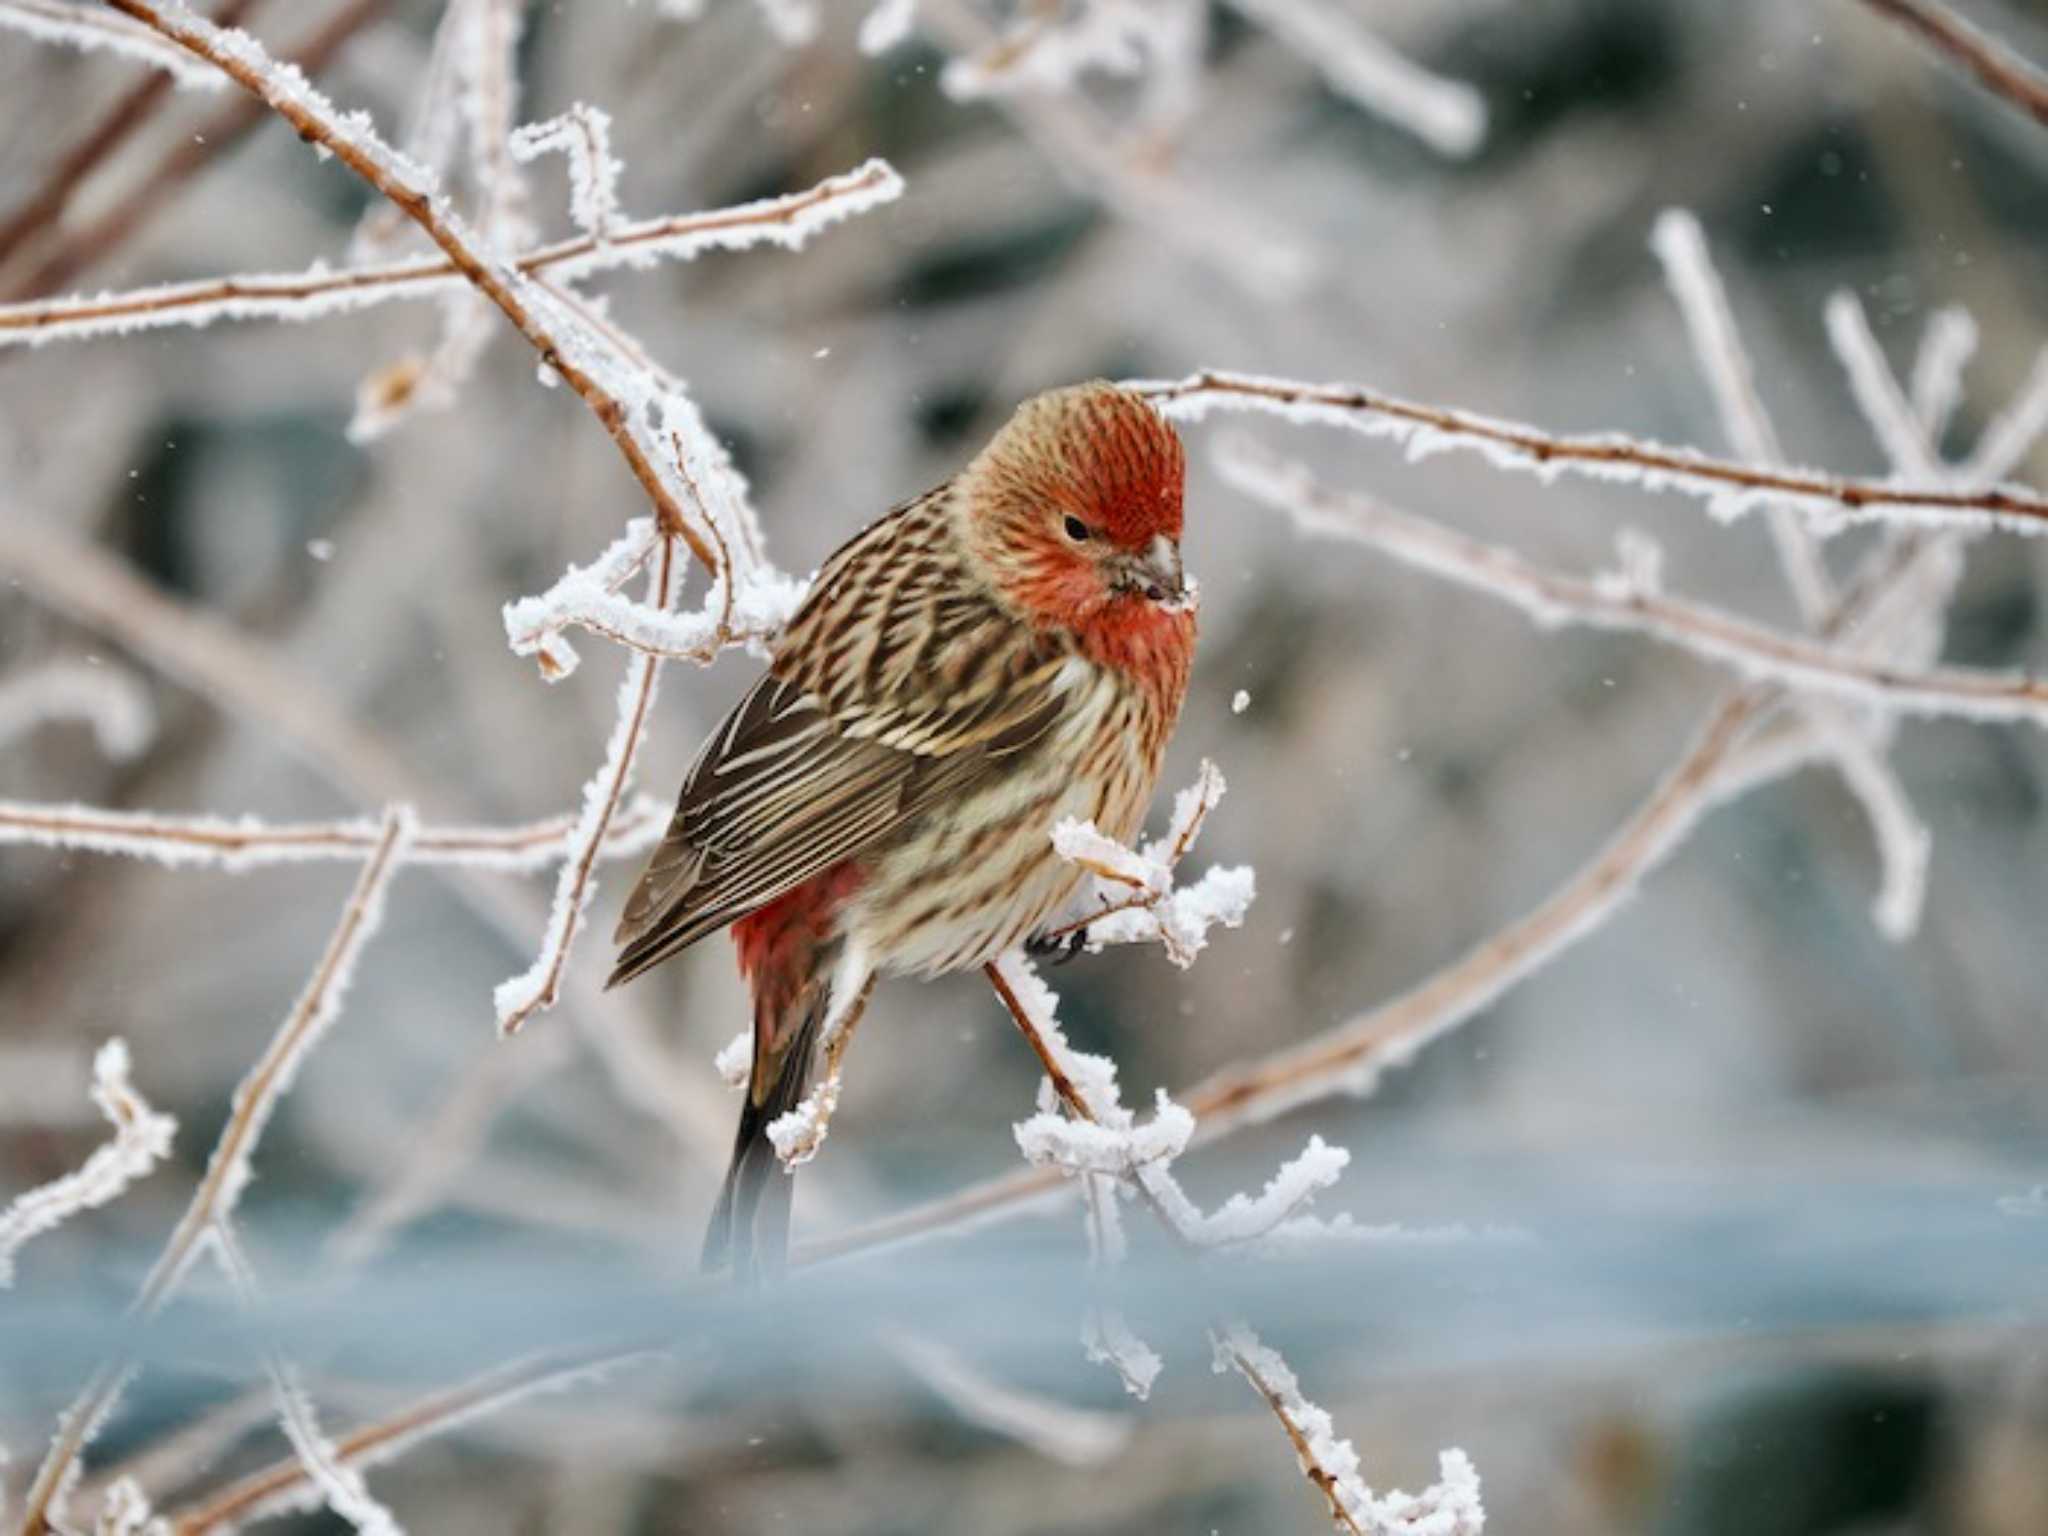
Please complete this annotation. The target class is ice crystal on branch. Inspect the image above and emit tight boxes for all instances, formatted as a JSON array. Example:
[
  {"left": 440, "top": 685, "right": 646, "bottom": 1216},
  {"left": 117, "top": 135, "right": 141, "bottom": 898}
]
[
  {"left": 0, "top": 1040, "right": 176, "bottom": 1288},
  {"left": 1046, "top": 759, "right": 1253, "bottom": 965}
]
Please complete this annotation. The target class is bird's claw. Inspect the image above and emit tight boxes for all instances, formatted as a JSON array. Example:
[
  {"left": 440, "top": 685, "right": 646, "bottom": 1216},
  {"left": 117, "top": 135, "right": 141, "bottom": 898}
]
[{"left": 1026, "top": 927, "right": 1089, "bottom": 965}]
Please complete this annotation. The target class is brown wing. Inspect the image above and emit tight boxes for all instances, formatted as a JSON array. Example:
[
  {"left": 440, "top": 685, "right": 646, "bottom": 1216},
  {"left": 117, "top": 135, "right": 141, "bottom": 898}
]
[{"left": 607, "top": 494, "right": 1070, "bottom": 988}]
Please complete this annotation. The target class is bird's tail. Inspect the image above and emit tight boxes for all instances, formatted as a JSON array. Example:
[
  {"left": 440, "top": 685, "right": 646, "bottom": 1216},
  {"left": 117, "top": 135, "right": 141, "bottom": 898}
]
[{"left": 702, "top": 994, "right": 824, "bottom": 1281}]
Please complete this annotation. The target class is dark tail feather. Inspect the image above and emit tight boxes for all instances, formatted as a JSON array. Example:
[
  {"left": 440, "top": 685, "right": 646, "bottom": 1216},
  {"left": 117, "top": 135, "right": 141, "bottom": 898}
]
[{"left": 702, "top": 1002, "right": 823, "bottom": 1282}]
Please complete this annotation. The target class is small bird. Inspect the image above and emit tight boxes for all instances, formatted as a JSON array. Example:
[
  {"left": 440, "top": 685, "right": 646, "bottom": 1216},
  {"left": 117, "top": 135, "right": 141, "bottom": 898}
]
[{"left": 607, "top": 382, "right": 1195, "bottom": 1276}]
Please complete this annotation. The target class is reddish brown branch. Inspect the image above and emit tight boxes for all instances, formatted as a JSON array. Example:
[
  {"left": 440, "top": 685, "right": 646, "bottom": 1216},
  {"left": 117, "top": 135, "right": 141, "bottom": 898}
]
[
  {"left": 102, "top": 0, "right": 718, "bottom": 568},
  {"left": 8, "top": 0, "right": 389, "bottom": 300},
  {"left": 1855, "top": 0, "right": 2048, "bottom": 129}
]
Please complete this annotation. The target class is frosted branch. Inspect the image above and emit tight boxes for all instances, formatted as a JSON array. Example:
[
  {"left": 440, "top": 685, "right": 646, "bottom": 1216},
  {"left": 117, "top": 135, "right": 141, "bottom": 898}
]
[
  {"left": 1045, "top": 760, "right": 1253, "bottom": 965},
  {"left": 0, "top": 0, "right": 229, "bottom": 89},
  {"left": 13, "top": 808, "right": 412, "bottom": 1536},
  {"left": 509, "top": 104, "right": 621, "bottom": 242},
  {"left": 0, "top": 159, "right": 903, "bottom": 351},
  {"left": 211, "top": 1225, "right": 405, "bottom": 1536},
  {"left": 1854, "top": 0, "right": 2048, "bottom": 130},
  {"left": 1218, "top": 438, "right": 2048, "bottom": 728},
  {"left": 1134, "top": 369, "right": 2048, "bottom": 536},
  {"left": 0, "top": 793, "right": 663, "bottom": 872},
  {"left": 0, "top": 661, "right": 154, "bottom": 759},
  {"left": 858, "top": 0, "right": 915, "bottom": 54},
  {"left": 1220, "top": 0, "right": 1485, "bottom": 157},
  {"left": 0, "top": 1040, "right": 175, "bottom": 1288},
  {"left": 495, "top": 540, "right": 677, "bottom": 1033},
  {"left": 1214, "top": 1325, "right": 1484, "bottom": 1536},
  {"left": 1909, "top": 307, "right": 1978, "bottom": 444}
]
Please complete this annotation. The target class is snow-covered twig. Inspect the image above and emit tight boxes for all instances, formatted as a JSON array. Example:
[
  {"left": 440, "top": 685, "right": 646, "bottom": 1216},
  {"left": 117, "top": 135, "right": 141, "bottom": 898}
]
[
  {"left": 1044, "top": 760, "right": 1254, "bottom": 965},
  {"left": 0, "top": 661, "right": 154, "bottom": 759},
  {"left": 0, "top": 0, "right": 228, "bottom": 88},
  {"left": 500, "top": 516, "right": 804, "bottom": 681},
  {"left": 0, "top": 793, "right": 664, "bottom": 872},
  {"left": 13, "top": 808, "right": 413, "bottom": 1536},
  {"left": 510, "top": 104, "right": 621, "bottom": 242},
  {"left": 166, "top": 1349, "right": 658, "bottom": 1535},
  {"left": 211, "top": 1225, "right": 405, "bottom": 1536},
  {"left": 1214, "top": 1325, "right": 1484, "bottom": 1536},
  {"left": 495, "top": 540, "right": 677, "bottom": 1034},
  {"left": 1216, "top": 437, "right": 2048, "bottom": 728},
  {"left": 0, "top": 158, "right": 900, "bottom": 355},
  {"left": 1220, "top": 0, "right": 1485, "bottom": 157},
  {"left": 1134, "top": 368, "right": 2048, "bottom": 535},
  {"left": 1855, "top": 0, "right": 2048, "bottom": 130},
  {"left": 98, "top": 0, "right": 890, "bottom": 574},
  {"left": 0, "top": 1041, "right": 175, "bottom": 1288}
]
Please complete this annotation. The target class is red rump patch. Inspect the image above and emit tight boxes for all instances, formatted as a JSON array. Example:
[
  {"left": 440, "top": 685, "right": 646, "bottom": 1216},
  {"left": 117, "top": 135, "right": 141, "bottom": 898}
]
[{"left": 733, "top": 860, "right": 864, "bottom": 989}]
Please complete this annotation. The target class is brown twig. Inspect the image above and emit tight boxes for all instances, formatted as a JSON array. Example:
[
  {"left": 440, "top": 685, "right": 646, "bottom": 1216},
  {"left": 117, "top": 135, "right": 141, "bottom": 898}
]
[
  {"left": 0, "top": 0, "right": 261, "bottom": 272},
  {"left": 8, "top": 0, "right": 391, "bottom": 301},
  {"left": 1854, "top": 0, "right": 2048, "bottom": 129},
  {"left": 13, "top": 808, "right": 412, "bottom": 1536},
  {"left": 1138, "top": 369, "right": 2048, "bottom": 533},
  {"left": 0, "top": 795, "right": 664, "bottom": 869},
  {"left": 1220, "top": 437, "right": 2048, "bottom": 727},
  {"left": 0, "top": 159, "right": 900, "bottom": 348},
  {"left": 102, "top": 0, "right": 718, "bottom": 568},
  {"left": 495, "top": 535, "right": 679, "bottom": 1034}
]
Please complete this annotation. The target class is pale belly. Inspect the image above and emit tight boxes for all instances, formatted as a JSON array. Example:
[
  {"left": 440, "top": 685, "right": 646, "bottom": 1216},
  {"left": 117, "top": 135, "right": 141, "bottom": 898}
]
[{"left": 847, "top": 670, "right": 1159, "bottom": 977}]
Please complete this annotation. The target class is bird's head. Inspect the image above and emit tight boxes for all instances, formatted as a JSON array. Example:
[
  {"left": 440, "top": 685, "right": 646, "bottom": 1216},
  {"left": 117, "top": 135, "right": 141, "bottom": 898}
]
[{"left": 957, "top": 381, "right": 1190, "bottom": 631}]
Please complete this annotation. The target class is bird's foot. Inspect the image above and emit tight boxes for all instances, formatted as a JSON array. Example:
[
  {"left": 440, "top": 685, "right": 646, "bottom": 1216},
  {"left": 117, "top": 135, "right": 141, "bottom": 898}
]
[{"left": 1025, "top": 927, "right": 1089, "bottom": 965}]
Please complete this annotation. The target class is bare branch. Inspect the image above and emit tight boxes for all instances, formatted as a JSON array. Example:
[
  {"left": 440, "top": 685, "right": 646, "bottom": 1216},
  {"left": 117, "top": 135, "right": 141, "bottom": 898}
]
[
  {"left": 1133, "top": 369, "right": 2048, "bottom": 535},
  {"left": 1853, "top": 0, "right": 2048, "bottom": 130},
  {"left": 14, "top": 808, "right": 412, "bottom": 1536},
  {"left": 494, "top": 539, "right": 677, "bottom": 1034},
  {"left": 0, "top": 795, "right": 663, "bottom": 872},
  {"left": 0, "top": 159, "right": 902, "bottom": 349},
  {"left": 0, "top": 1041, "right": 175, "bottom": 1288},
  {"left": 1217, "top": 437, "right": 2048, "bottom": 728}
]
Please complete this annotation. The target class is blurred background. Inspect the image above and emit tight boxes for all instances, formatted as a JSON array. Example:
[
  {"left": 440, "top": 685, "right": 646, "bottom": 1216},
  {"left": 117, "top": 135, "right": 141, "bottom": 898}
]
[{"left": 3, "top": 0, "right": 2047, "bottom": 1531}]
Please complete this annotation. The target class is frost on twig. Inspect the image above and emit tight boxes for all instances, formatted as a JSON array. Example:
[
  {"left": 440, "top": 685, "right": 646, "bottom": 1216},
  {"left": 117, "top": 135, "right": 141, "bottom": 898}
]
[
  {"left": 500, "top": 516, "right": 805, "bottom": 681},
  {"left": 0, "top": 660, "right": 154, "bottom": 759},
  {"left": 0, "top": 0, "right": 229, "bottom": 88},
  {"left": 13, "top": 809, "right": 412, "bottom": 1536},
  {"left": 1220, "top": 0, "right": 1485, "bottom": 157},
  {"left": 0, "top": 160, "right": 906, "bottom": 351},
  {"left": 1215, "top": 1324, "right": 1485, "bottom": 1536},
  {"left": 510, "top": 104, "right": 622, "bottom": 243},
  {"left": 0, "top": 794, "right": 664, "bottom": 872},
  {"left": 495, "top": 541, "right": 678, "bottom": 1034},
  {"left": 0, "top": 1040, "right": 175, "bottom": 1288},
  {"left": 1214, "top": 436, "right": 2048, "bottom": 730},
  {"left": 1046, "top": 759, "right": 1254, "bottom": 965},
  {"left": 1133, "top": 368, "right": 2048, "bottom": 536},
  {"left": 858, "top": 0, "right": 915, "bottom": 55},
  {"left": 212, "top": 1225, "right": 406, "bottom": 1536}
]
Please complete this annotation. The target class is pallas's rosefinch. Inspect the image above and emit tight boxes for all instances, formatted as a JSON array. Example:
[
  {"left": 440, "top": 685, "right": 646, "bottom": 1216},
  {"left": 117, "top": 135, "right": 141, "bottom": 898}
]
[{"left": 608, "top": 382, "right": 1194, "bottom": 1276}]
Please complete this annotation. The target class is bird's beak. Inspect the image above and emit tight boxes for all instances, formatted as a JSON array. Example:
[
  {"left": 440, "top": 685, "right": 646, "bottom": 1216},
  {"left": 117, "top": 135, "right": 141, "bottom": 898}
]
[{"left": 1122, "top": 534, "right": 1186, "bottom": 605}]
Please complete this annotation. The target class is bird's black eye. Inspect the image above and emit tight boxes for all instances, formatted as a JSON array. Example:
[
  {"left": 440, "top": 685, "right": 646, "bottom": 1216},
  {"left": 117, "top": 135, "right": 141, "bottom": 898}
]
[{"left": 1063, "top": 515, "right": 1091, "bottom": 542}]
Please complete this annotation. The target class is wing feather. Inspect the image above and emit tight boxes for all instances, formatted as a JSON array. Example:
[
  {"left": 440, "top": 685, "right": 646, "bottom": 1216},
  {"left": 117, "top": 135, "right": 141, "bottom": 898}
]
[{"left": 607, "top": 495, "right": 1072, "bottom": 988}]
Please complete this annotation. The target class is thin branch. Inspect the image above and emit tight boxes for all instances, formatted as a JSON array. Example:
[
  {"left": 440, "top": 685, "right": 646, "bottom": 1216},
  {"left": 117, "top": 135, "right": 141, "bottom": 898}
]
[
  {"left": 1132, "top": 369, "right": 2048, "bottom": 534},
  {"left": 494, "top": 537, "right": 677, "bottom": 1034},
  {"left": 1217, "top": 437, "right": 2048, "bottom": 728},
  {"left": 0, "top": 794, "right": 664, "bottom": 871},
  {"left": 14, "top": 808, "right": 412, "bottom": 1536},
  {"left": 101, "top": 0, "right": 722, "bottom": 563},
  {"left": 0, "top": 159, "right": 903, "bottom": 349},
  {"left": 165, "top": 1349, "right": 659, "bottom": 1536},
  {"left": 0, "top": 0, "right": 228, "bottom": 86},
  {"left": 0, "top": 0, "right": 261, "bottom": 271},
  {"left": 0, "top": 1040, "right": 175, "bottom": 1288},
  {"left": 8, "top": 0, "right": 394, "bottom": 301},
  {"left": 1854, "top": 0, "right": 2048, "bottom": 130}
]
